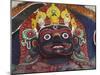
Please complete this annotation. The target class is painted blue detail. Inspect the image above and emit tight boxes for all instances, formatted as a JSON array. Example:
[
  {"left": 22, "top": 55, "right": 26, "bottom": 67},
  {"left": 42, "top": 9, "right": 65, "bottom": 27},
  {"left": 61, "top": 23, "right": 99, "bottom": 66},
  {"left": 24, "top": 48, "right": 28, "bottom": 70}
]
[{"left": 70, "top": 9, "right": 96, "bottom": 59}]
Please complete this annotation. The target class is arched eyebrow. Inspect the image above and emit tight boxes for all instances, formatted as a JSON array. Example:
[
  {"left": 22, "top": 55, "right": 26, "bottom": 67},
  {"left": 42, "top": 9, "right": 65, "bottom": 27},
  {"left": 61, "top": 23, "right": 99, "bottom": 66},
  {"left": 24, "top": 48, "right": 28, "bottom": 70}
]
[
  {"left": 41, "top": 28, "right": 52, "bottom": 32},
  {"left": 39, "top": 28, "right": 52, "bottom": 35}
]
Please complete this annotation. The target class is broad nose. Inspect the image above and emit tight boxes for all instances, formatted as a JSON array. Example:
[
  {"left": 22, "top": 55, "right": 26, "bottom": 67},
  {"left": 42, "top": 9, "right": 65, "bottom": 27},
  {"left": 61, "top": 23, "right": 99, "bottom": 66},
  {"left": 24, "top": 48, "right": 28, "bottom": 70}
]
[{"left": 53, "top": 33, "right": 62, "bottom": 43}]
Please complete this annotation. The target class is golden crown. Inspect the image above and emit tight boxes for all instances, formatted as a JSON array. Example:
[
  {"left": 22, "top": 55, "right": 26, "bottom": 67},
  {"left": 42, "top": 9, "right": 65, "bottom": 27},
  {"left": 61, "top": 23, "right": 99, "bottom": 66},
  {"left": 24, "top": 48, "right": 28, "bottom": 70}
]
[{"left": 31, "top": 4, "right": 77, "bottom": 33}]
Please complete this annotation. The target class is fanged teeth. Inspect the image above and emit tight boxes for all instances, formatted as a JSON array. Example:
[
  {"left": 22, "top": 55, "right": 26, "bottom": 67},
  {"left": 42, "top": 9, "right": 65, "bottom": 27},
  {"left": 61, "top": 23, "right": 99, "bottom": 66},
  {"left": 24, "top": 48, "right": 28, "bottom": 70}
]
[{"left": 53, "top": 46, "right": 63, "bottom": 48}]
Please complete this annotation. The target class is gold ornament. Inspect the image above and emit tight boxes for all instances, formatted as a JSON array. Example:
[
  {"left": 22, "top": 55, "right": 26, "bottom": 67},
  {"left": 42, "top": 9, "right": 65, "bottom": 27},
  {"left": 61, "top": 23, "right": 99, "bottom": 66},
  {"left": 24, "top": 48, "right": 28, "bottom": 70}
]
[
  {"left": 31, "top": 18, "right": 37, "bottom": 29},
  {"left": 36, "top": 11, "right": 46, "bottom": 24},
  {"left": 61, "top": 9, "right": 71, "bottom": 23},
  {"left": 47, "top": 4, "right": 60, "bottom": 24},
  {"left": 71, "top": 18, "right": 77, "bottom": 34}
]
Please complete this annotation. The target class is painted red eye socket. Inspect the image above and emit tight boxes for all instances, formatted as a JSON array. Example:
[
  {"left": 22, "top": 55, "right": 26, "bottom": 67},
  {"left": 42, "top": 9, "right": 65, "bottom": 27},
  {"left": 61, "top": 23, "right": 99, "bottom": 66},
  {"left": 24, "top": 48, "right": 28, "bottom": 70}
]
[
  {"left": 62, "top": 33, "right": 69, "bottom": 39},
  {"left": 44, "top": 34, "right": 51, "bottom": 40}
]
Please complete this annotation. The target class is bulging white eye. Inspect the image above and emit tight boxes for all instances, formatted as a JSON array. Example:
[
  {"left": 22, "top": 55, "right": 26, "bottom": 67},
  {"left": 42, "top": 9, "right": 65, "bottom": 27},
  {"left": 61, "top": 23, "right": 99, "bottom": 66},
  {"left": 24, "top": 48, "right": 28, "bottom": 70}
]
[
  {"left": 44, "top": 34, "right": 51, "bottom": 40},
  {"left": 62, "top": 32, "right": 69, "bottom": 39}
]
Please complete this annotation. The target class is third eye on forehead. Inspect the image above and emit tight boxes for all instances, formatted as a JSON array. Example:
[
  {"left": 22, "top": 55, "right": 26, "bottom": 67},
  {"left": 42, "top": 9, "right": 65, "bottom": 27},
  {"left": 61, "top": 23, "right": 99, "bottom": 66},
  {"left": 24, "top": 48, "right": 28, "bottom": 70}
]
[
  {"left": 39, "top": 25, "right": 71, "bottom": 34},
  {"left": 52, "top": 25, "right": 66, "bottom": 30},
  {"left": 53, "top": 25, "right": 58, "bottom": 30},
  {"left": 40, "top": 25, "right": 69, "bottom": 31}
]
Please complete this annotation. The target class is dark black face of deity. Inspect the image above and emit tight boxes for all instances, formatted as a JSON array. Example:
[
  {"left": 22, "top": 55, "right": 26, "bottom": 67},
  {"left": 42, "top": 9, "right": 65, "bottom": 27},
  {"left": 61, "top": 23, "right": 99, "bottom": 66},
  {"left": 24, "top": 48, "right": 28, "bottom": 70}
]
[{"left": 38, "top": 25, "right": 73, "bottom": 58}]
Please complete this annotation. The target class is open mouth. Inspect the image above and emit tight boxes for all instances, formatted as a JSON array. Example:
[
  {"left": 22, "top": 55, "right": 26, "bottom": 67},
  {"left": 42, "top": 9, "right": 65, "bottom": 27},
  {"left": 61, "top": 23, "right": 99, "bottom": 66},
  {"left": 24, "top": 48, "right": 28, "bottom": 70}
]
[
  {"left": 43, "top": 43, "right": 72, "bottom": 54},
  {"left": 53, "top": 45, "right": 64, "bottom": 49},
  {"left": 52, "top": 45, "right": 64, "bottom": 53},
  {"left": 52, "top": 43, "right": 72, "bottom": 53}
]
